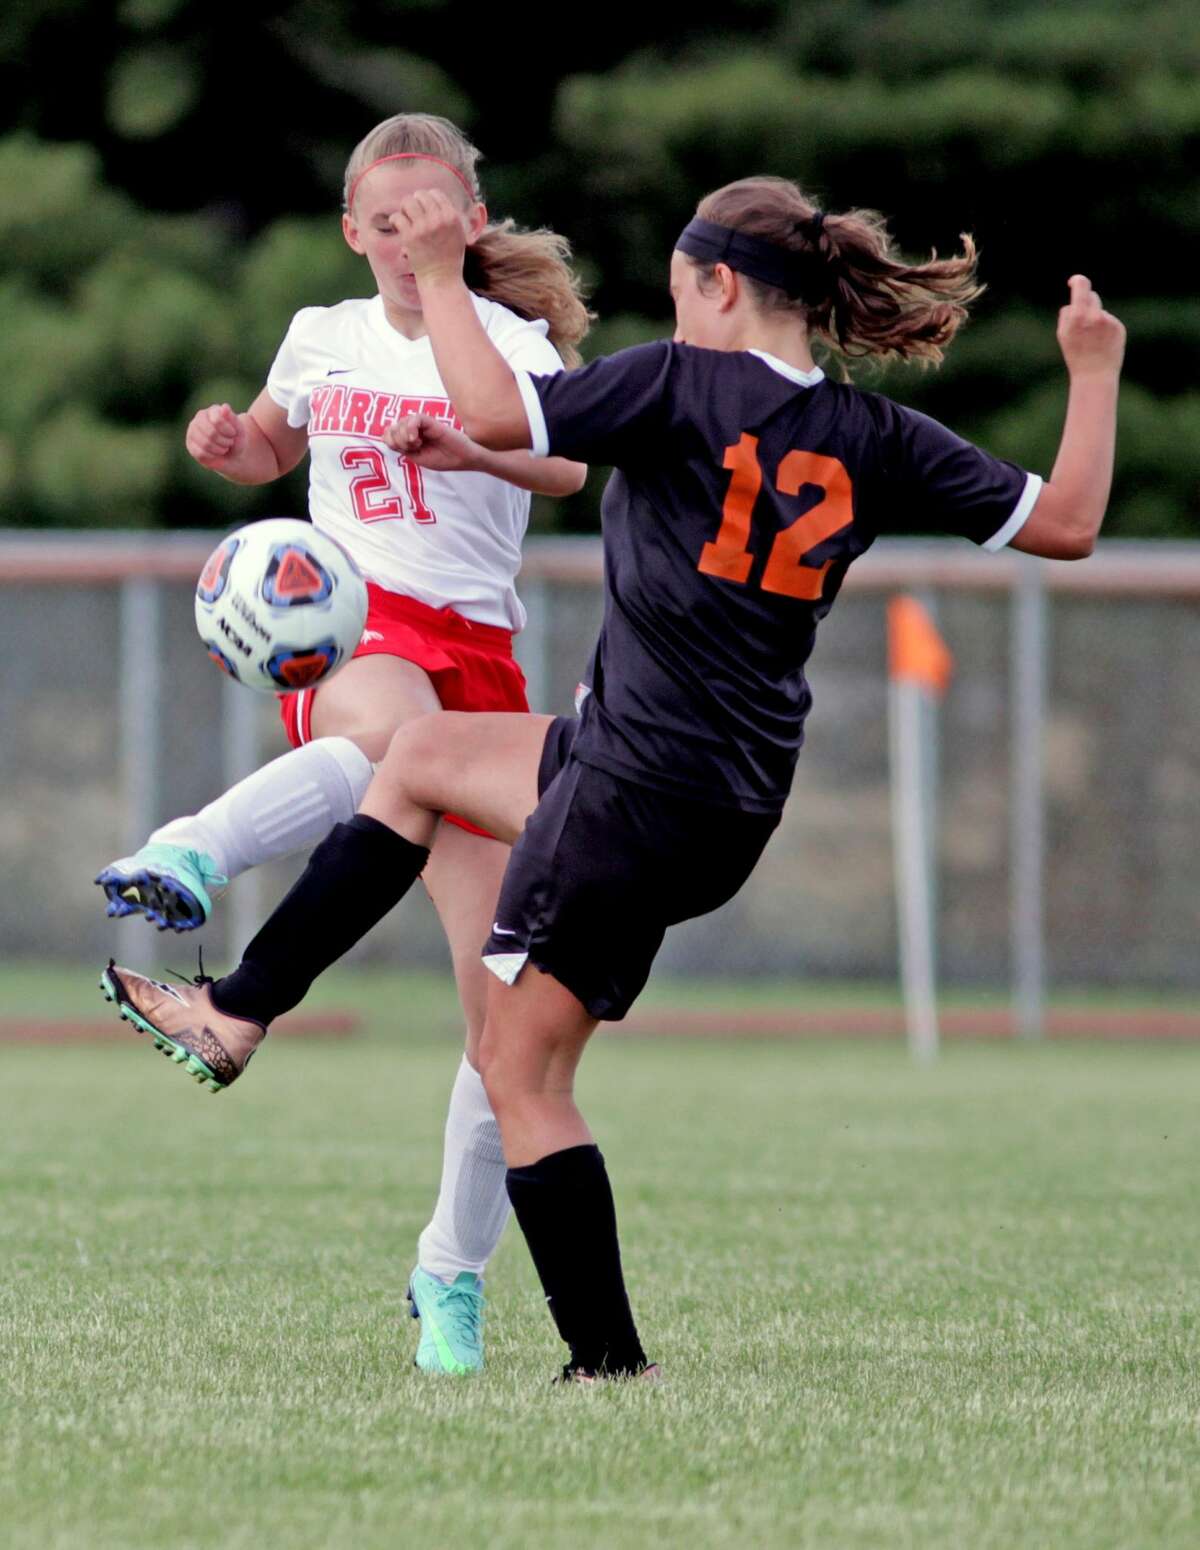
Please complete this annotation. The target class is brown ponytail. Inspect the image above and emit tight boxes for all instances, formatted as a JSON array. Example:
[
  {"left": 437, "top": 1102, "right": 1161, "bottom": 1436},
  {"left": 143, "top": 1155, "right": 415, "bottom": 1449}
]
[
  {"left": 344, "top": 112, "right": 592, "bottom": 367},
  {"left": 694, "top": 176, "right": 982, "bottom": 368}
]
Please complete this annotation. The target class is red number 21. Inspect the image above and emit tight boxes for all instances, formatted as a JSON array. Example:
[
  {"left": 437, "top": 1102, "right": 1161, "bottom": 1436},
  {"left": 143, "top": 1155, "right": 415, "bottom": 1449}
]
[
  {"left": 698, "top": 432, "right": 852, "bottom": 601},
  {"left": 341, "top": 446, "right": 435, "bottom": 525}
]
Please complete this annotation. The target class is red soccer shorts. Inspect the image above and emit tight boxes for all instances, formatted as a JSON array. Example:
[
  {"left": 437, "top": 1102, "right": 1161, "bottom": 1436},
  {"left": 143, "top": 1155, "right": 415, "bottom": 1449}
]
[{"left": 278, "top": 584, "right": 529, "bottom": 837}]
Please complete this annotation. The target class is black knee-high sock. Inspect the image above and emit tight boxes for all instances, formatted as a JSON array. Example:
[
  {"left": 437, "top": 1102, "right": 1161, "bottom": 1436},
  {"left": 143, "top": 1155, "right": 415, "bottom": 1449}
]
[
  {"left": 506, "top": 1144, "right": 647, "bottom": 1375},
  {"left": 210, "top": 815, "right": 428, "bottom": 1027}
]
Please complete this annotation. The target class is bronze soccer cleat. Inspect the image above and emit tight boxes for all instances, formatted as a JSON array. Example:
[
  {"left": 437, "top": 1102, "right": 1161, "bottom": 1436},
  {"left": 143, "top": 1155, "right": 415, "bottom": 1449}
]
[{"left": 99, "top": 960, "right": 266, "bottom": 1093}]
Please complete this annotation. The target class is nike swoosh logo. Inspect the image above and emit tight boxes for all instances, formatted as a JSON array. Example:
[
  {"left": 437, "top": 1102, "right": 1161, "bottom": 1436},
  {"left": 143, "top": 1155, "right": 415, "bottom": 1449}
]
[
  {"left": 325, "top": 367, "right": 356, "bottom": 376},
  {"left": 491, "top": 925, "right": 519, "bottom": 936}
]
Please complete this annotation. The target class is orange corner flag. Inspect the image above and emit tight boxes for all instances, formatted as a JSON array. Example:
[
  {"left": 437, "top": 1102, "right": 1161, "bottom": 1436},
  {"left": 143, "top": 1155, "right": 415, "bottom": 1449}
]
[{"left": 888, "top": 595, "right": 953, "bottom": 698}]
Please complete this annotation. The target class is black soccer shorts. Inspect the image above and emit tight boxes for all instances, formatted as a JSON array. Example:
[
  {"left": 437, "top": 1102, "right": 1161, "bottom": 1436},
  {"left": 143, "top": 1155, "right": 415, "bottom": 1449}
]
[{"left": 481, "top": 716, "right": 780, "bottom": 1020}]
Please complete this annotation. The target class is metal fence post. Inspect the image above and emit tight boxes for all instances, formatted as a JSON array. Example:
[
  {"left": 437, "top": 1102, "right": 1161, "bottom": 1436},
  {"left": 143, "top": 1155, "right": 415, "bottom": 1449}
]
[
  {"left": 115, "top": 577, "right": 163, "bottom": 968},
  {"left": 515, "top": 576, "right": 551, "bottom": 714},
  {"left": 1010, "top": 553, "right": 1047, "bottom": 1038},
  {"left": 222, "top": 676, "right": 263, "bottom": 960},
  {"left": 890, "top": 672, "right": 940, "bottom": 1062}
]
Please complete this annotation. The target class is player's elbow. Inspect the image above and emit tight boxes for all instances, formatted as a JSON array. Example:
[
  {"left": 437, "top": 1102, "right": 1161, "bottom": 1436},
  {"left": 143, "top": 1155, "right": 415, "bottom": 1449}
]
[
  {"left": 458, "top": 409, "right": 497, "bottom": 446},
  {"left": 561, "top": 461, "right": 588, "bottom": 495},
  {"left": 1060, "top": 530, "right": 1096, "bottom": 560},
  {"left": 1050, "top": 510, "right": 1100, "bottom": 560},
  {"left": 461, "top": 409, "right": 528, "bottom": 452},
  {"left": 1022, "top": 526, "right": 1096, "bottom": 561},
  {"left": 1012, "top": 493, "right": 1102, "bottom": 561}
]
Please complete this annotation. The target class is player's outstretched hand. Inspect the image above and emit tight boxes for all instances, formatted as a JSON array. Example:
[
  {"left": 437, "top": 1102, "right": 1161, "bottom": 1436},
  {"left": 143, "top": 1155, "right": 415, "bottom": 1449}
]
[
  {"left": 1057, "top": 275, "right": 1125, "bottom": 380},
  {"left": 186, "top": 403, "right": 246, "bottom": 468},
  {"left": 390, "top": 191, "right": 467, "bottom": 286},
  {"left": 385, "top": 413, "right": 481, "bottom": 472}
]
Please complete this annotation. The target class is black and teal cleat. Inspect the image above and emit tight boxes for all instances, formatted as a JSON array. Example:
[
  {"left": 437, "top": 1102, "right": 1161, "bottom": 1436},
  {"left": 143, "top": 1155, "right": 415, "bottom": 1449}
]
[{"left": 95, "top": 843, "right": 226, "bottom": 932}]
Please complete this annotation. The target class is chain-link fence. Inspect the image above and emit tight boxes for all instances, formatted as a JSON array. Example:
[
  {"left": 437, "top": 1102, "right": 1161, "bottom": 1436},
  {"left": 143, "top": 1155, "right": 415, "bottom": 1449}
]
[{"left": 2, "top": 533, "right": 1197, "bottom": 999}]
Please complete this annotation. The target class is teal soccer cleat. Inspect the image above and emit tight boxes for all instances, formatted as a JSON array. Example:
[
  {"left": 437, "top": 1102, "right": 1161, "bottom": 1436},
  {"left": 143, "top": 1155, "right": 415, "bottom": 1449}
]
[
  {"left": 407, "top": 1267, "right": 485, "bottom": 1375},
  {"left": 95, "top": 842, "right": 227, "bottom": 932}
]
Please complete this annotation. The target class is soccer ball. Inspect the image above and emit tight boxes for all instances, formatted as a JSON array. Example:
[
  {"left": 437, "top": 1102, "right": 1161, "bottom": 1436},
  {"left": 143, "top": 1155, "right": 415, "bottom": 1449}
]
[{"left": 194, "top": 519, "right": 368, "bottom": 694}]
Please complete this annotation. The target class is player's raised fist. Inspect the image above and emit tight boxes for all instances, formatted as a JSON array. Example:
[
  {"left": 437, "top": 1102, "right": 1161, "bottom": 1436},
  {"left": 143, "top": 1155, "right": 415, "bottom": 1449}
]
[
  {"left": 390, "top": 190, "right": 467, "bottom": 284},
  {"left": 384, "top": 414, "right": 426, "bottom": 455},
  {"left": 1057, "top": 274, "right": 1125, "bottom": 379},
  {"left": 385, "top": 413, "right": 480, "bottom": 472},
  {"left": 186, "top": 403, "right": 246, "bottom": 468}
]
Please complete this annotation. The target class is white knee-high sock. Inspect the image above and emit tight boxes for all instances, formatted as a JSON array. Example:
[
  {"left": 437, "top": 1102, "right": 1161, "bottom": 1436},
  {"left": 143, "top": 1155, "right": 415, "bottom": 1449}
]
[
  {"left": 417, "top": 1056, "right": 511, "bottom": 1281},
  {"left": 150, "top": 737, "right": 374, "bottom": 880}
]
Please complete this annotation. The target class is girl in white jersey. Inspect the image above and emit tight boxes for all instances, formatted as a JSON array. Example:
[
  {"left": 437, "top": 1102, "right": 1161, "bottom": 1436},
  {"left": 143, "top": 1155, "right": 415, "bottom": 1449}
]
[{"left": 94, "top": 114, "right": 590, "bottom": 1375}]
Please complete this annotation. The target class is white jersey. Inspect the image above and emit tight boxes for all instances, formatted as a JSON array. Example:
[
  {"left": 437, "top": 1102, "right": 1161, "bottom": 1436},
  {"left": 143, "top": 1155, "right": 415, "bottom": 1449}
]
[{"left": 266, "top": 293, "right": 565, "bottom": 631}]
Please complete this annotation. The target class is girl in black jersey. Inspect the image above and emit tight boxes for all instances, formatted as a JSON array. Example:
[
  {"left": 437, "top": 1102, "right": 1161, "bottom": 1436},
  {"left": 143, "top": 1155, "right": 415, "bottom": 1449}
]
[{"left": 104, "top": 176, "right": 1125, "bottom": 1382}]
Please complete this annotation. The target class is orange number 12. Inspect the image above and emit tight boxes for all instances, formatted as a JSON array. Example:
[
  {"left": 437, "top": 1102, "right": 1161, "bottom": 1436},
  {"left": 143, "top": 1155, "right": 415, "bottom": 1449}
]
[{"left": 698, "top": 433, "right": 852, "bottom": 601}]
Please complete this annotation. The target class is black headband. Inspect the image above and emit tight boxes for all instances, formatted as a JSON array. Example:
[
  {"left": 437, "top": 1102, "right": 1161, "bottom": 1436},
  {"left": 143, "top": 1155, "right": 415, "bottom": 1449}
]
[{"left": 676, "top": 216, "right": 825, "bottom": 300}]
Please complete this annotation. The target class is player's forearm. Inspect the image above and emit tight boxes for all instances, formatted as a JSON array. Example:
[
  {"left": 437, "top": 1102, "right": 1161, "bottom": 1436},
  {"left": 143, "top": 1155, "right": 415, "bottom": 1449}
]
[
  {"left": 1015, "top": 277, "right": 1126, "bottom": 560},
  {"left": 419, "top": 275, "right": 531, "bottom": 450},
  {"left": 471, "top": 449, "right": 586, "bottom": 496},
  {"left": 1042, "top": 371, "right": 1120, "bottom": 552},
  {"left": 210, "top": 416, "right": 287, "bottom": 485}
]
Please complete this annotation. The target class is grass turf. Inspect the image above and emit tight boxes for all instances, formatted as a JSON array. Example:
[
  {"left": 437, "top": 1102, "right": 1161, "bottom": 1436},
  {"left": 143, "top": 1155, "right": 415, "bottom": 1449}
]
[{"left": 2, "top": 965, "right": 1198, "bottom": 1548}]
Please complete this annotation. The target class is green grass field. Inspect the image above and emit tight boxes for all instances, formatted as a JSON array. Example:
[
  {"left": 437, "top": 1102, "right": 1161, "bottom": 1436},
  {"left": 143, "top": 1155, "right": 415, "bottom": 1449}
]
[{"left": 3, "top": 966, "right": 1199, "bottom": 1549}]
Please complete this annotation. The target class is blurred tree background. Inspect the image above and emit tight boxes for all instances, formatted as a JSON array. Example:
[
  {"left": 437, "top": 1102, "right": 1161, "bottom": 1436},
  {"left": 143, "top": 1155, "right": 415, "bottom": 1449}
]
[{"left": 1, "top": 0, "right": 1197, "bottom": 534}]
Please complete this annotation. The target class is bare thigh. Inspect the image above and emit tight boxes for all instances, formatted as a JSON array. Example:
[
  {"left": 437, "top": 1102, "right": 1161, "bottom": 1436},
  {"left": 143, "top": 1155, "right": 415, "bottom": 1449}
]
[
  {"left": 365, "top": 711, "right": 554, "bottom": 847},
  {"left": 310, "top": 653, "right": 442, "bottom": 759}
]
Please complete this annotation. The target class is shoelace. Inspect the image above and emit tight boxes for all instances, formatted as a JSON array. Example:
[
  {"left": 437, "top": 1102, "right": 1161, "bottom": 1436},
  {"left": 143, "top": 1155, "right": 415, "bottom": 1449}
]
[
  {"left": 166, "top": 947, "right": 214, "bottom": 990},
  {"left": 435, "top": 1281, "right": 483, "bottom": 1341},
  {"left": 186, "top": 848, "right": 229, "bottom": 889}
]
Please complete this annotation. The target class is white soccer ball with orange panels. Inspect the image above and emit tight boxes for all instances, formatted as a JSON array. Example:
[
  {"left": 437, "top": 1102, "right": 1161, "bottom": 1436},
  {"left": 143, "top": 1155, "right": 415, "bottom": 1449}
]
[{"left": 194, "top": 518, "right": 368, "bottom": 694}]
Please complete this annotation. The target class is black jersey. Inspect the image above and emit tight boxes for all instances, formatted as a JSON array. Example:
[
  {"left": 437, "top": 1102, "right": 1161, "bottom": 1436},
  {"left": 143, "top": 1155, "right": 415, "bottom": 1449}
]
[{"left": 518, "top": 342, "right": 1040, "bottom": 813}]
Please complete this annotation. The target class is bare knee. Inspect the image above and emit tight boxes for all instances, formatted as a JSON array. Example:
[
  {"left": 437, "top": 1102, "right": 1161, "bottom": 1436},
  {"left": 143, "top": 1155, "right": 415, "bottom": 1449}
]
[
  {"left": 343, "top": 726, "right": 398, "bottom": 763},
  {"left": 478, "top": 1015, "right": 580, "bottom": 1112},
  {"left": 372, "top": 714, "right": 442, "bottom": 800},
  {"left": 380, "top": 712, "right": 478, "bottom": 811},
  {"left": 318, "top": 709, "right": 421, "bottom": 764},
  {"left": 476, "top": 1019, "right": 508, "bottom": 1107},
  {"left": 477, "top": 1018, "right": 534, "bottom": 1118},
  {"left": 356, "top": 697, "right": 462, "bottom": 762}
]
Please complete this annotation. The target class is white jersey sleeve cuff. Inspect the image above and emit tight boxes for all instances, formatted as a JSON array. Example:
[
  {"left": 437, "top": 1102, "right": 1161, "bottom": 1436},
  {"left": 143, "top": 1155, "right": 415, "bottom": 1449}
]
[
  {"left": 982, "top": 472, "right": 1043, "bottom": 552},
  {"left": 514, "top": 370, "right": 551, "bottom": 458},
  {"left": 265, "top": 380, "right": 309, "bottom": 429}
]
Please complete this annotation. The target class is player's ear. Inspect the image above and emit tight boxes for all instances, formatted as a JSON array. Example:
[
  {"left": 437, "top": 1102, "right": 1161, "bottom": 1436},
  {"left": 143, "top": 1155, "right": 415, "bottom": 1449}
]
[
  {"left": 342, "top": 212, "right": 366, "bottom": 256},
  {"left": 714, "top": 262, "right": 740, "bottom": 312},
  {"left": 464, "top": 201, "right": 488, "bottom": 244}
]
